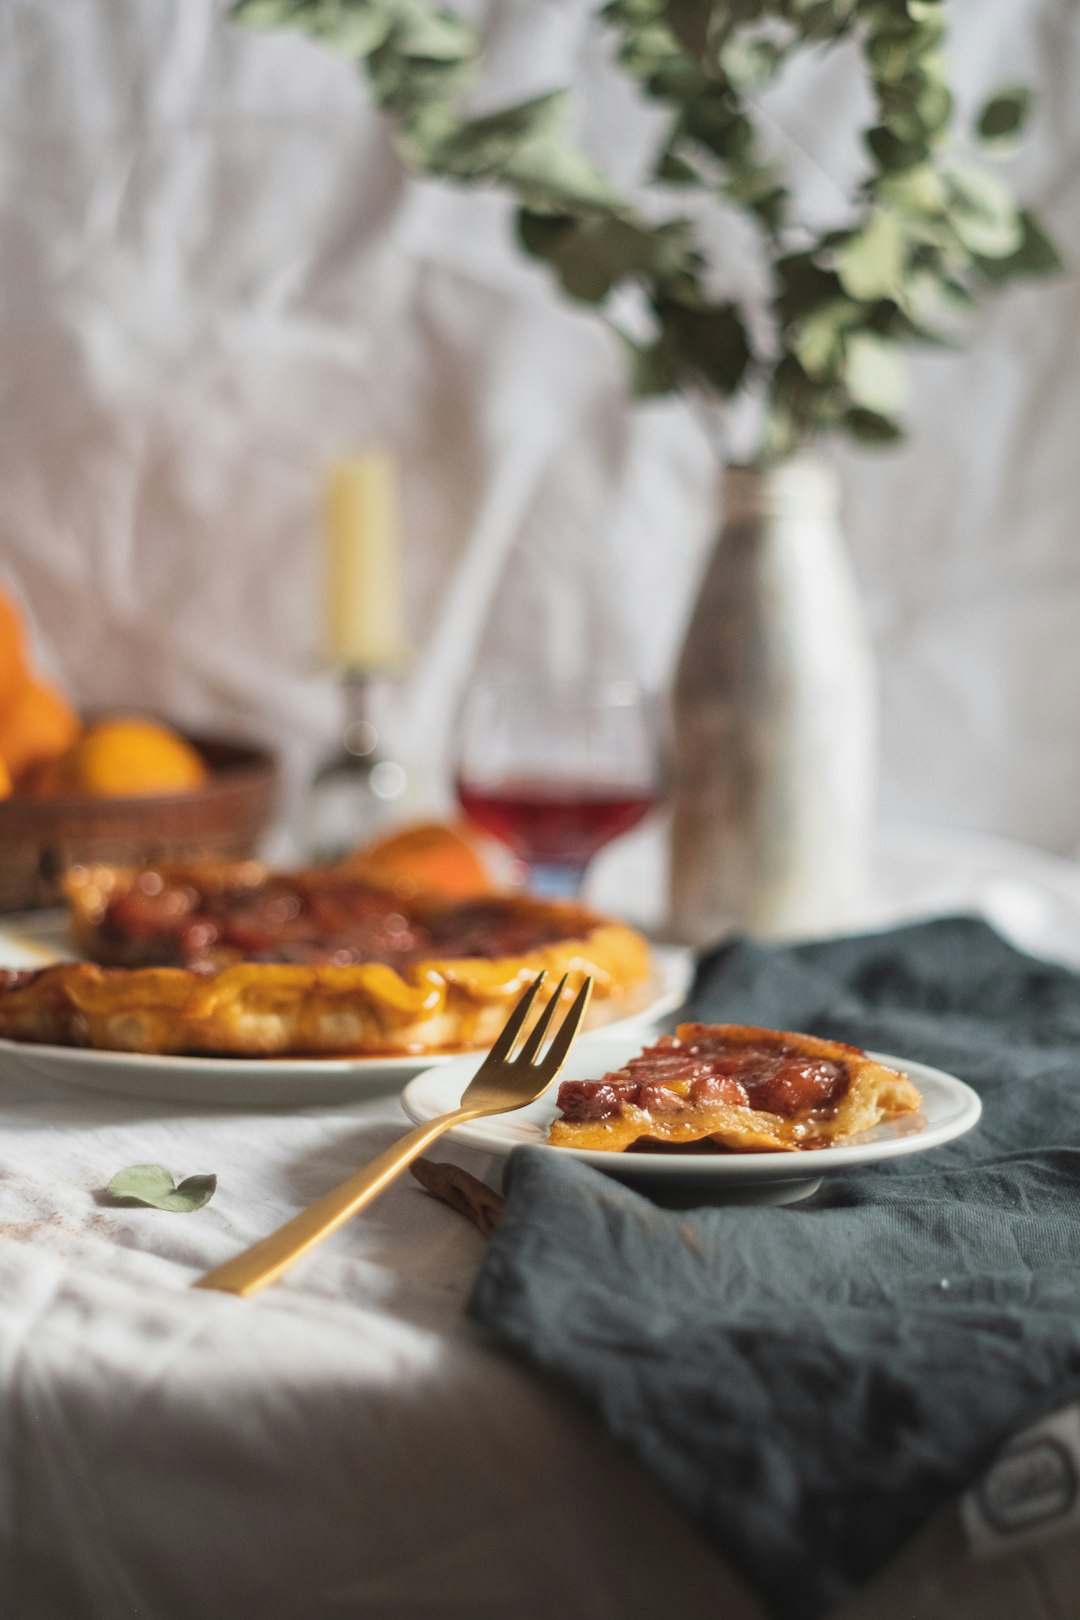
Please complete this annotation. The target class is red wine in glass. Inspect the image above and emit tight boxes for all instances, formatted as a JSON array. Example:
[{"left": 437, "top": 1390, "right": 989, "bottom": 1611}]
[
  {"left": 457, "top": 778, "right": 655, "bottom": 876},
  {"left": 453, "top": 679, "right": 662, "bottom": 898}
]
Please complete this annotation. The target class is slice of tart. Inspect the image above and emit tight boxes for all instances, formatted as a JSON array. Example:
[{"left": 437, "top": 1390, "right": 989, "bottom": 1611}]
[
  {"left": 549, "top": 1023, "right": 922, "bottom": 1153},
  {"left": 0, "top": 863, "right": 651, "bottom": 1058}
]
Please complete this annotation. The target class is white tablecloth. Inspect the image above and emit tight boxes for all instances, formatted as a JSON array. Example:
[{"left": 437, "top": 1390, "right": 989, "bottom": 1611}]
[{"left": 4, "top": 824, "right": 1080, "bottom": 1620}]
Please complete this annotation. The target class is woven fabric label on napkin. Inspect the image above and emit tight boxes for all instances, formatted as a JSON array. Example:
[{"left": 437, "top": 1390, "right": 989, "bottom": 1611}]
[{"left": 962, "top": 1405, "right": 1080, "bottom": 1560}]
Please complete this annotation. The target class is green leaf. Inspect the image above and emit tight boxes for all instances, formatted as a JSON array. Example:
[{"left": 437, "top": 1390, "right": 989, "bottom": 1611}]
[
  {"left": 793, "top": 299, "right": 864, "bottom": 377},
  {"left": 105, "top": 1165, "right": 218, "bottom": 1214},
  {"left": 976, "top": 87, "right": 1032, "bottom": 146},
  {"left": 517, "top": 209, "right": 575, "bottom": 262},
  {"left": 613, "top": 14, "right": 682, "bottom": 72},
  {"left": 947, "top": 162, "right": 1023, "bottom": 258},
  {"left": 404, "top": 90, "right": 621, "bottom": 214},
  {"left": 791, "top": 0, "right": 859, "bottom": 42},
  {"left": 622, "top": 334, "right": 679, "bottom": 398},
  {"left": 654, "top": 146, "right": 701, "bottom": 185},
  {"left": 503, "top": 133, "right": 623, "bottom": 215},
  {"left": 716, "top": 33, "right": 789, "bottom": 90},
  {"left": 879, "top": 162, "right": 947, "bottom": 215},
  {"left": 663, "top": 0, "right": 712, "bottom": 58},
  {"left": 602, "top": 0, "right": 666, "bottom": 17},
  {"left": 642, "top": 60, "right": 701, "bottom": 99},
  {"left": 973, "top": 210, "right": 1063, "bottom": 283},
  {"left": 898, "top": 267, "right": 975, "bottom": 329},
  {"left": 769, "top": 351, "right": 838, "bottom": 425},
  {"left": 774, "top": 252, "right": 846, "bottom": 324},
  {"left": 880, "top": 69, "right": 952, "bottom": 145},
  {"left": 656, "top": 296, "right": 752, "bottom": 395},
  {"left": 746, "top": 184, "right": 789, "bottom": 233},
  {"left": 866, "top": 124, "right": 929, "bottom": 171},
  {"left": 681, "top": 97, "right": 756, "bottom": 163},
  {"left": 520, "top": 209, "right": 700, "bottom": 304},
  {"left": 844, "top": 331, "right": 909, "bottom": 411},
  {"left": 866, "top": 18, "right": 944, "bottom": 85},
  {"left": 235, "top": 0, "right": 396, "bottom": 58},
  {"left": 845, "top": 406, "right": 905, "bottom": 445},
  {"left": 915, "top": 75, "right": 953, "bottom": 137},
  {"left": 723, "top": 157, "right": 783, "bottom": 201},
  {"left": 367, "top": 40, "right": 467, "bottom": 124},
  {"left": 422, "top": 91, "right": 564, "bottom": 180},
  {"left": 836, "top": 210, "right": 905, "bottom": 299},
  {"left": 536, "top": 216, "right": 695, "bottom": 303},
  {"left": 794, "top": 320, "right": 839, "bottom": 379},
  {"left": 867, "top": 296, "right": 960, "bottom": 349},
  {"left": 394, "top": 7, "right": 475, "bottom": 62}
]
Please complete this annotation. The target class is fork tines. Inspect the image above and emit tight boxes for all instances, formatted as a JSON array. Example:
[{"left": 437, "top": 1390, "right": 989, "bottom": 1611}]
[{"left": 488, "top": 971, "right": 592, "bottom": 1074}]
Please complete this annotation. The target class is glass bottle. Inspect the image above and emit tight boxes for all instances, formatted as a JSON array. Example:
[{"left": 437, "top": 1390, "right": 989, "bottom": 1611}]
[{"left": 669, "top": 455, "right": 877, "bottom": 943}]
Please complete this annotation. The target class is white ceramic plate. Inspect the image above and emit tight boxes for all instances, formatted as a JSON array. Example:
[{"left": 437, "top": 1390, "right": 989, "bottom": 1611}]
[
  {"left": 402, "top": 1037, "right": 982, "bottom": 1205},
  {"left": 0, "top": 924, "right": 691, "bottom": 1107}
]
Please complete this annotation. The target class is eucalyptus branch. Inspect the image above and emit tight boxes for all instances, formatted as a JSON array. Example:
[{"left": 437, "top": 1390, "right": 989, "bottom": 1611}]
[{"left": 233, "top": 0, "right": 1060, "bottom": 461}]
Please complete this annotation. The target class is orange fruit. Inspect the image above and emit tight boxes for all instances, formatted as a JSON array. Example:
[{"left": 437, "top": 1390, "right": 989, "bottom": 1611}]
[
  {"left": 48, "top": 717, "right": 208, "bottom": 798},
  {"left": 345, "top": 820, "right": 497, "bottom": 899},
  {"left": 0, "top": 585, "right": 30, "bottom": 718},
  {"left": 0, "top": 754, "right": 11, "bottom": 800},
  {"left": 0, "top": 675, "right": 80, "bottom": 785}
]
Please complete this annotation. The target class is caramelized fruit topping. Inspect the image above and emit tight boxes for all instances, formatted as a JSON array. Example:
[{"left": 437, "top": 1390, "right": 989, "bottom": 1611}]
[
  {"left": 99, "top": 874, "right": 581, "bottom": 969},
  {"left": 557, "top": 1031, "right": 849, "bottom": 1124}
]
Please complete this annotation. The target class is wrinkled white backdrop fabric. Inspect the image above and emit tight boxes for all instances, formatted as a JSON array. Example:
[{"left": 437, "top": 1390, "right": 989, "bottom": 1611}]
[{"left": 0, "top": 0, "right": 1078, "bottom": 866}]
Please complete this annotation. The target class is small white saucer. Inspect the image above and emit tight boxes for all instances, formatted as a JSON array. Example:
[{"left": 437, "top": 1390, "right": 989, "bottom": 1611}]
[{"left": 402, "top": 1037, "right": 982, "bottom": 1205}]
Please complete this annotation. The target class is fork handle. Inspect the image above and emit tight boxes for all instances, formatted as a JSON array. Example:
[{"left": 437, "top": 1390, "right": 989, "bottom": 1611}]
[{"left": 193, "top": 1109, "right": 472, "bottom": 1297}]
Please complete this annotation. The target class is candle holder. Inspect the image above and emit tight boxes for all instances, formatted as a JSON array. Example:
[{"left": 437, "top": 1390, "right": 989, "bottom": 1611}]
[
  {"left": 302, "top": 671, "right": 409, "bottom": 864},
  {"left": 304, "top": 450, "right": 410, "bottom": 863}
]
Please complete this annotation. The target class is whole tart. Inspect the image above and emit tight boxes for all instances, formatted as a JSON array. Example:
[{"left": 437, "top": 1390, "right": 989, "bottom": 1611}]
[
  {"left": 0, "top": 863, "right": 652, "bottom": 1058},
  {"left": 550, "top": 1023, "right": 922, "bottom": 1153}
]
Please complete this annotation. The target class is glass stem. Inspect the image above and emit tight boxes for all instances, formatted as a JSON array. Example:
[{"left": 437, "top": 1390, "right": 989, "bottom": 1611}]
[
  {"left": 527, "top": 862, "right": 588, "bottom": 900},
  {"left": 341, "top": 669, "right": 379, "bottom": 757}
]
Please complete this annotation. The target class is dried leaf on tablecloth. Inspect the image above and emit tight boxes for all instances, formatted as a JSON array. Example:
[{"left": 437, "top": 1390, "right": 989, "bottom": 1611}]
[{"left": 104, "top": 1164, "right": 218, "bottom": 1213}]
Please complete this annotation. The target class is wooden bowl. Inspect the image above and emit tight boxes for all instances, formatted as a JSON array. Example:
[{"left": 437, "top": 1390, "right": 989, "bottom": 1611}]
[{"left": 0, "top": 734, "right": 278, "bottom": 913}]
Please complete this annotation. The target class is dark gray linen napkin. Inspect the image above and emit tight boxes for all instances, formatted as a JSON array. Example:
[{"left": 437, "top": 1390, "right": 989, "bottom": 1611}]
[{"left": 468, "top": 918, "right": 1080, "bottom": 1620}]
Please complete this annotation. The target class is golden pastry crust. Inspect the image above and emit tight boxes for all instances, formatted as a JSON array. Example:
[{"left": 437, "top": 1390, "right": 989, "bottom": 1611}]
[
  {"left": 549, "top": 1022, "right": 923, "bottom": 1153},
  {"left": 0, "top": 865, "right": 653, "bottom": 1057}
]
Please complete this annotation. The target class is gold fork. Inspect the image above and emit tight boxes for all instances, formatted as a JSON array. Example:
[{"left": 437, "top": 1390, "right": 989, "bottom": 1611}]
[{"left": 193, "top": 971, "right": 592, "bottom": 1298}]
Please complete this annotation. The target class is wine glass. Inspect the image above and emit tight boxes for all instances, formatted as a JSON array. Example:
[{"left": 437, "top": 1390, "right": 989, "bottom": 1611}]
[{"left": 453, "top": 678, "right": 662, "bottom": 898}]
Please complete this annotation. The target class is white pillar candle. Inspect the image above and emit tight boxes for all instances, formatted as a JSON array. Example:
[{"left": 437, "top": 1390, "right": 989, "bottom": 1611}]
[{"left": 322, "top": 454, "right": 405, "bottom": 671}]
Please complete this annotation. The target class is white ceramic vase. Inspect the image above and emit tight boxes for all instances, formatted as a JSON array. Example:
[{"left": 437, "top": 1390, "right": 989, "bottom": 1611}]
[{"left": 669, "top": 455, "right": 877, "bottom": 945}]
